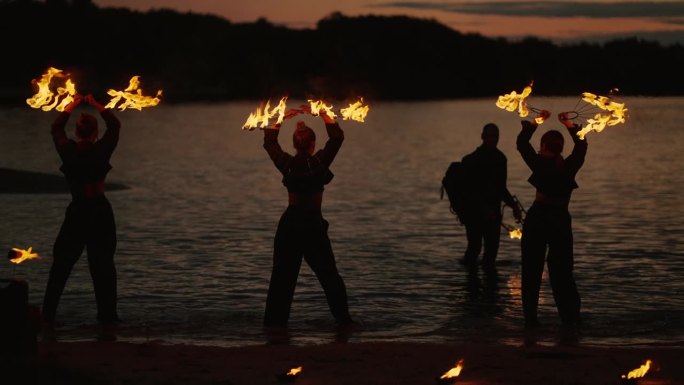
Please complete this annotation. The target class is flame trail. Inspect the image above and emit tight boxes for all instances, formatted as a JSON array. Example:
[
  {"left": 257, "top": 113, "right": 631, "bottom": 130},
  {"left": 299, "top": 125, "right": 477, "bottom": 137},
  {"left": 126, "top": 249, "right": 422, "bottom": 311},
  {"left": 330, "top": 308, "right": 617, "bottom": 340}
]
[
  {"left": 575, "top": 92, "right": 627, "bottom": 140},
  {"left": 340, "top": 98, "right": 370, "bottom": 122},
  {"left": 26, "top": 67, "right": 79, "bottom": 112},
  {"left": 440, "top": 359, "right": 464, "bottom": 379},
  {"left": 242, "top": 97, "right": 288, "bottom": 130},
  {"left": 105, "top": 76, "right": 162, "bottom": 111},
  {"left": 9, "top": 247, "right": 40, "bottom": 264}
]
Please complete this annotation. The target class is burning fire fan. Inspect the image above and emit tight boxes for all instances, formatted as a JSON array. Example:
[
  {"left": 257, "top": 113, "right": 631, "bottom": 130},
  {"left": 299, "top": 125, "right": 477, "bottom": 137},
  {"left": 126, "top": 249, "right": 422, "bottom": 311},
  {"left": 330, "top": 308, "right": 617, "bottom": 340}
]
[
  {"left": 242, "top": 98, "right": 370, "bottom": 130},
  {"left": 501, "top": 195, "right": 526, "bottom": 240},
  {"left": 27, "top": 68, "right": 163, "bottom": 112},
  {"left": 496, "top": 82, "right": 550, "bottom": 124},
  {"left": 565, "top": 89, "right": 628, "bottom": 140},
  {"left": 26, "top": 67, "right": 78, "bottom": 112}
]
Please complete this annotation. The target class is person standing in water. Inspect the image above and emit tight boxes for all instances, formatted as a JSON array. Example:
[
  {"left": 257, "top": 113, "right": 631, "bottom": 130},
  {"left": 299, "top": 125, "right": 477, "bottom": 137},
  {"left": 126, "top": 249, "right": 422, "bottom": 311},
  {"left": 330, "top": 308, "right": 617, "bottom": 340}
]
[
  {"left": 43, "top": 94, "right": 121, "bottom": 330},
  {"left": 516, "top": 112, "right": 587, "bottom": 329},
  {"left": 460, "top": 123, "right": 522, "bottom": 269},
  {"left": 262, "top": 106, "right": 353, "bottom": 327}
]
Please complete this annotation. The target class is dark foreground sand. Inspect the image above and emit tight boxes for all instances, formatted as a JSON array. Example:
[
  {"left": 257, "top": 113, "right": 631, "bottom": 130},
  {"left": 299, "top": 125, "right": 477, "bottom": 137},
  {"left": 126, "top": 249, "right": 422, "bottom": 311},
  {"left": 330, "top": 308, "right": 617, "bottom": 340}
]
[{"left": 4, "top": 339, "right": 681, "bottom": 385}]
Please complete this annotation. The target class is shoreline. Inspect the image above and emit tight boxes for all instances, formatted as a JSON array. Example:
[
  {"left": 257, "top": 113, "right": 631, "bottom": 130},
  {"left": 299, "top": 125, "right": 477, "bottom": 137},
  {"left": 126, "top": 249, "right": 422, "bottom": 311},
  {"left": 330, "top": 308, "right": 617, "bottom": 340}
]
[{"left": 5, "top": 339, "right": 682, "bottom": 385}]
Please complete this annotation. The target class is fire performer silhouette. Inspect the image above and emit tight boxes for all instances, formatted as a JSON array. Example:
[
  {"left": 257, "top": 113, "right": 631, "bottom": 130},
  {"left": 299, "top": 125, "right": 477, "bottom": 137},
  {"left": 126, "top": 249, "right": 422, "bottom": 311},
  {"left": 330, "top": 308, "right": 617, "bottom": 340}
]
[
  {"left": 262, "top": 106, "right": 353, "bottom": 327},
  {"left": 42, "top": 94, "right": 121, "bottom": 329},
  {"left": 516, "top": 112, "right": 587, "bottom": 329}
]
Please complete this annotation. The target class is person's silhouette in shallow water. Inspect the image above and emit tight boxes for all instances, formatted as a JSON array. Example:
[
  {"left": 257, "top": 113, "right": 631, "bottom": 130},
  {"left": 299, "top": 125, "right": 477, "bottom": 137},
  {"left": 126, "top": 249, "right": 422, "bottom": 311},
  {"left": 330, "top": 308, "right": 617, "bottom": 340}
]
[
  {"left": 516, "top": 112, "right": 587, "bottom": 329},
  {"left": 460, "top": 123, "right": 522, "bottom": 269},
  {"left": 262, "top": 106, "right": 353, "bottom": 327},
  {"left": 42, "top": 94, "right": 121, "bottom": 329}
]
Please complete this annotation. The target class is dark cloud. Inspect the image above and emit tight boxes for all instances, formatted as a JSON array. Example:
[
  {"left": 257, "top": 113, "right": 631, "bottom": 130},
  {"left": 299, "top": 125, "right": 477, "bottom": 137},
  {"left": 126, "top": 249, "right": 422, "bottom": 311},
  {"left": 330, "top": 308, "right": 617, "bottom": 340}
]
[{"left": 375, "top": 1, "right": 684, "bottom": 19}]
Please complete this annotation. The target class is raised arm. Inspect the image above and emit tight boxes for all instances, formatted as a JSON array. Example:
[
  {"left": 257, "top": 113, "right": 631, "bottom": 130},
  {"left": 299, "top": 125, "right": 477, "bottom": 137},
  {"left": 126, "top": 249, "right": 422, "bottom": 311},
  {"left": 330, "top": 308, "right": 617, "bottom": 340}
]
[
  {"left": 263, "top": 126, "right": 293, "bottom": 173},
  {"left": 314, "top": 111, "right": 344, "bottom": 167},
  {"left": 558, "top": 113, "right": 588, "bottom": 175},
  {"left": 51, "top": 95, "right": 82, "bottom": 155},
  {"left": 85, "top": 95, "right": 120, "bottom": 158},
  {"left": 516, "top": 119, "right": 538, "bottom": 170}
]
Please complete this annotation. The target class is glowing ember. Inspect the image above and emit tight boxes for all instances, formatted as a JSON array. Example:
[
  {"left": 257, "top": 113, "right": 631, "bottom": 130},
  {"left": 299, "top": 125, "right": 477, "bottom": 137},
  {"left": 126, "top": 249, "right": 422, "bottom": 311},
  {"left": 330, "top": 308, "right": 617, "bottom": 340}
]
[
  {"left": 308, "top": 99, "right": 337, "bottom": 119},
  {"left": 534, "top": 109, "right": 551, "bottom": 125},
  {"left": 26, "top": 67, "right": 79, "bottom": 112},
  {"left": 242, "top": 97, "right": 288, "bottom": 130},
  {"left": 286, "top": 366, "right": 302, "bottom": 376},
  {"left": 440, "top": 359, "right": 464, "bottom": 379},
  {"left": 621, "top": 360, "right": 652, "bottom": 380},
  {"left": 496, "top": 83, "right": 533, "bottom": 118},
  {"left": 340, "top": 98, "right": 370, "bottom": 122},
  {"left": 9, "top": 247, "right": 40, "bottom": 264},
  {"left": 575, "top": 92, "right": 627, "bottom": 140},
  {"left": 509, "top": 228, "right": 523, "bottom": 239},
  {"left": 105, "top": 76, "right": 162, "bottom": 111}
]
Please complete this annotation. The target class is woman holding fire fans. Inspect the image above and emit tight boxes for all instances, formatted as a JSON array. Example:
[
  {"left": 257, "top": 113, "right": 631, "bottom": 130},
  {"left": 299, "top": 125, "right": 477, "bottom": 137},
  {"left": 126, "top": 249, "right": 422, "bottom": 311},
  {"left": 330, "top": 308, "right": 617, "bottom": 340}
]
[
  {"left": 516, "top": 112, "right": 587, "bottom": 330},
  {"left": 261, "top": 105, "right": 354, "bottom": 328}
]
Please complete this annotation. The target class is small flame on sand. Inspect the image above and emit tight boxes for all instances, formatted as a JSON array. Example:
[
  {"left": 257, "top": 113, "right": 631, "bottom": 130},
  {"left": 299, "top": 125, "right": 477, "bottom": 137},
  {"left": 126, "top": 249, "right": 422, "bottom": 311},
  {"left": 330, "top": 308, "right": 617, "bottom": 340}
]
[
  {"left": 621, "top": 360, "right": 652, "bottom": 380},
  {"left": 340, "top": 98, "right": 370, "bottom": 122},
  {"left": 105, "top": 76, "right": 162, "bottom": 111},
  {"left": 26, "top": 67, "right": 78, "bottom": 112},
  {"left": 440, "top": 359, "right": 464, "bottom": 379},
  {"left": 576, "top": 92, "right": 627, "bottom": 140},
  {"left": 9, "top": 247, "right": 40, "bottom": 264},
  {"left": 286, "top": 366, "right": 302, "bottom": 376},
  {"left": 496, "top": 82, "right": 533, "bottom": 118},
  {"left": 242, "top": 97, "right": 288, "bottom": 130},
  {"left": 308, "top": 100, "right": 337, "bottom": 119},
  {"left": 509, "top": 228, "right": 523, "bottom": 239}
]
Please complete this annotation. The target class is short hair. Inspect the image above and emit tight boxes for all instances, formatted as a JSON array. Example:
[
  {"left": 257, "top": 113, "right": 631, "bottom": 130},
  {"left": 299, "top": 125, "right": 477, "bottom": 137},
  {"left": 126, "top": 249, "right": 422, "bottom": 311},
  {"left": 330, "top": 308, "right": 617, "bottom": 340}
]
[
  {"left": 482, "top": 123, "right": 499, "bottom": 136},
  {"left": 541, "top": 130, "right": 564, "bottom": 155},
  {"left": 293, "top": 121, "right": 315, "bottom": 152},
  {"left": 76, "top": 113, "right": 98, "bottom": 140}
]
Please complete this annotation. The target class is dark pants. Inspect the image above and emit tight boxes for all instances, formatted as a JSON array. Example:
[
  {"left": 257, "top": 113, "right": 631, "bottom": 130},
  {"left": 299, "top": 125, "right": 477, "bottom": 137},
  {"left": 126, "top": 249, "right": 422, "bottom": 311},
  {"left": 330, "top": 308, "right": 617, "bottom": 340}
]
[
  {"left": 43, "top": 197, "right": 118, "bottom": 324},
  {"left": 521, "top": 203, "right": 580, "bottom": 326},
  {"left": 463, "top": 208, "right": 502, "bottom": 265},
  {"left": 264, "top": 207, "right": 352, "bottom": 327}
]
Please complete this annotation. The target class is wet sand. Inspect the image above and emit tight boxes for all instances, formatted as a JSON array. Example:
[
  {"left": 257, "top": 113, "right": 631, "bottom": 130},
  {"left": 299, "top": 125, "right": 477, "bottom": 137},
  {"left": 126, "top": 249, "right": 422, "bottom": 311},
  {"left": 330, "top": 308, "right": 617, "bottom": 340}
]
[{"left": 5, "top": 339, "right": 681, "bottom": 385}]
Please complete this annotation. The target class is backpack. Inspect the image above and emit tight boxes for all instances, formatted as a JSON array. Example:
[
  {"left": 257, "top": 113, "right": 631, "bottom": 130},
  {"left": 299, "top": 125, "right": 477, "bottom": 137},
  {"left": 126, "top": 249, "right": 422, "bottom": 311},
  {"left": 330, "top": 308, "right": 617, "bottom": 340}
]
[{"left": 441, "top": 161, "right": 467, "bottom": 223}]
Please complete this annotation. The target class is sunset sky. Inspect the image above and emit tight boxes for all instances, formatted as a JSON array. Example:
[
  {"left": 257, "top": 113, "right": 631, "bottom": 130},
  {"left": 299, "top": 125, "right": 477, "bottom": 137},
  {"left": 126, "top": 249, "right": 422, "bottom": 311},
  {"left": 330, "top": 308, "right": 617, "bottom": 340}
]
[{"left": 94, "top": 0, "right": 684, "bottom": 44}]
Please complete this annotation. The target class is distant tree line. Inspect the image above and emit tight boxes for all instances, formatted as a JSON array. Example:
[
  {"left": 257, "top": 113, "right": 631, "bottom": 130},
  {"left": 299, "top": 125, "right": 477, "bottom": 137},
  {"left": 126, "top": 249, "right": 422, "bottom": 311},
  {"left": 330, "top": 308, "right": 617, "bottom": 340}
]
[{"left": 1, "top": 0, "right": 683, "bottom": 104}]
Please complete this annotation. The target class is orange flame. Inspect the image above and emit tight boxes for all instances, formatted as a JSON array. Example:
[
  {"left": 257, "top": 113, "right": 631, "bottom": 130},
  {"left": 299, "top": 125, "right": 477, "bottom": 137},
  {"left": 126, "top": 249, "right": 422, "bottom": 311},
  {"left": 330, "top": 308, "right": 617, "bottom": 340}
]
[
  {"left": 576, "top": 92, "right": 627, "bottom": 140},
  {"left": 496, "top": 83, "right": 533, "bottom": 118},
  {"left": 308, "top": 99, "right": 337, "bottom": 119},
  {"left": 105, "top": 76, "right": 162, "bottom": 111},
  {"left": 242, "top": 97, "right": 288, "bottom": 130},
  {"left": 26, "top": 67, "right": 79, "bottom": 112},
  {"left": 340, "top": 98, "right": 370, "bottom": 122},
  {"left": 9, "top": 247, "right": 40, "bottom": 264},
  {"left": 509, "top": 228, "right": 522, "bottom": 239},
  {"left": 440, "top": 359, "right": 464, "bottom": 379},
  {"left": 534, "top": 109, "right": 550, "bottom": 125},
  {"left": 621, "top": 360, "right": 652, "bottom": 380},
  {"left": 286, "top": 366, "right": 302, "bottom": 376}
]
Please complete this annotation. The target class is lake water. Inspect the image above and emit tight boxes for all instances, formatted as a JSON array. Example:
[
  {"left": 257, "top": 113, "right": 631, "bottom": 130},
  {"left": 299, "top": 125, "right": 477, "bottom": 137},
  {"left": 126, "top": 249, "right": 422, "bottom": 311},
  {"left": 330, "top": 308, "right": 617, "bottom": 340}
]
[{"left": 0, "top": 98, "right": 682, "bottom": 348}]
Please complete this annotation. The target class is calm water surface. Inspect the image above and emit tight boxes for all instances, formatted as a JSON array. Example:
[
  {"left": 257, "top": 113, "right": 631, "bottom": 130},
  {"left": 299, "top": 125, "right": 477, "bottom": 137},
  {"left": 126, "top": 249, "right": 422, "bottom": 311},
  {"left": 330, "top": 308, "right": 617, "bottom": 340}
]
[{"left": 0, "top": 98, "right": 682, "bottom": 348}]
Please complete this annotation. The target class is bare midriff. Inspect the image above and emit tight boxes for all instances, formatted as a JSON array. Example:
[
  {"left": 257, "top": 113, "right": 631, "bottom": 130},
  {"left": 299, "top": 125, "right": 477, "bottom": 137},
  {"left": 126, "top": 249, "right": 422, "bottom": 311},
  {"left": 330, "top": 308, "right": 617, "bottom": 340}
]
[
  {"left": 288, "top": 192, "right": 323, "bottom": 210},
  {"left": 75, "top": 180, "right": 105, "bottom": 200},
  {"left": 534, "top": 190, "right": 570, "bottom": 207}
]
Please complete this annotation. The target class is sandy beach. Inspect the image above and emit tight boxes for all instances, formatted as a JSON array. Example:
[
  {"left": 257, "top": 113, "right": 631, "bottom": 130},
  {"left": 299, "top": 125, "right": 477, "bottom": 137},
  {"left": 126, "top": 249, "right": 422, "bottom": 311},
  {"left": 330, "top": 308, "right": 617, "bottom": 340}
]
[{"left": 4, "top": 338, "right": 681, "bottom": 385}]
